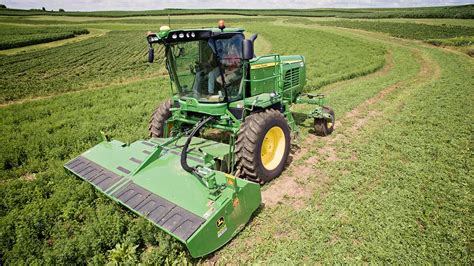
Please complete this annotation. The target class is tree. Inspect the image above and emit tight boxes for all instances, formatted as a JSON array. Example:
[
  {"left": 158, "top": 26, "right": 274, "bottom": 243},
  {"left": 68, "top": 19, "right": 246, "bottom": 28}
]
[
  {"left": 42, "top": 7, "right": 46, "bottom": 11},
  {"left": 59, "top": 8, "right": 65, "bottom": 12},
  {"left": 0, "top": 4, "right": 7, "bottom": 9}
]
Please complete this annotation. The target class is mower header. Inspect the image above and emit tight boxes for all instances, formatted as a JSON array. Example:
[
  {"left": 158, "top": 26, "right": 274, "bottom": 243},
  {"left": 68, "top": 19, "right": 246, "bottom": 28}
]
[{"left": 65, "top": 136, "right": 261, "bottom": 258}]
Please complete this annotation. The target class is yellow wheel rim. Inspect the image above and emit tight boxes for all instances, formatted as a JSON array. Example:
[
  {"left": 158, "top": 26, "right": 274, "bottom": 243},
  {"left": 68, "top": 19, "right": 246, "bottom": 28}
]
[{"left": 261, "top": 126, "right": 286, "bottom": 171}]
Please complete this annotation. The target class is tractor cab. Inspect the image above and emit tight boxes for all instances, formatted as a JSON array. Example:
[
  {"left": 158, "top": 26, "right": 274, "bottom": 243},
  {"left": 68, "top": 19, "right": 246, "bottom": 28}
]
[{"left": 147, "top": 24, "right": 254, "bottom": 103}]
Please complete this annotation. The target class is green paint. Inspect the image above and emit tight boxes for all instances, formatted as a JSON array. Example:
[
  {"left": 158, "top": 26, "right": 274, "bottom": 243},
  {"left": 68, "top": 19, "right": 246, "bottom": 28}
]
[
  {"left": 65, "top": 137, "right": 261, "bottom": 258},
  {"left": 64, "top": 25, "right": 331, "bottom": 258}
]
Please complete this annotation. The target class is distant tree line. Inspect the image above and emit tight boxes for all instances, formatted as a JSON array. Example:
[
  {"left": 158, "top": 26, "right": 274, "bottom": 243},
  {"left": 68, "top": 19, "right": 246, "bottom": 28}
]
[{"left": 27, "top": 7, "right": 65, "bottom": 12}]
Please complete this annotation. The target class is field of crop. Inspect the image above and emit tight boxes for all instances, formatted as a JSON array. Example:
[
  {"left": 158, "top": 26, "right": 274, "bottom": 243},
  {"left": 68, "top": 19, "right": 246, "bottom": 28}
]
[
  {"left": 0, "top": 24, "right": 89, "bottom": 50},
  {"left": 1, "top": 4, "right": 472, "bottom": 18},
  {"left": 305, "top": 18, "right": 474, "bottom": 56},
  {"left": 0, "top": 30, "right": 164, "bottom": 103},
  {"left": 0, "top": 16, "right": 386, "bottom": 104},
  {"left": 0, "top": 7, "right": 472, "bottom": 264},
  {"left": 315, "top": 20, "right": 474, "bottom": 40}
]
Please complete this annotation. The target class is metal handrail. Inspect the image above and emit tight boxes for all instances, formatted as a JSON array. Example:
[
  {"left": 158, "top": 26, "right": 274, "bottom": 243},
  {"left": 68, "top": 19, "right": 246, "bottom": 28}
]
[{"left": 242, "top": 54, "right": 283, "bottom": 99}]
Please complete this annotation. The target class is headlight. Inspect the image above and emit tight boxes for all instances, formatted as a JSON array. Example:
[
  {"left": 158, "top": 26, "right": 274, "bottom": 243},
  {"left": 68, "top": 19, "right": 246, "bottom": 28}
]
[
  {"left": 191, "top": 32, "right": 196, "bottom": 38},
  {"left": 171, "top": 34, "right": 177, "bottom": 39},
  {"left": 179, "top": 33, "right": 184, "bottom": 38},
  {"left": 186, "top": 32, "right": 190, "bottom": 38}
]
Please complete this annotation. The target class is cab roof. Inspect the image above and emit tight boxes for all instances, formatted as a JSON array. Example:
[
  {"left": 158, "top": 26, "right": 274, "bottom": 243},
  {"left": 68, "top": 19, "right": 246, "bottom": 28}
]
[
  {"left": 176, "top": 27, "right": 244, "bottom": 33},
  {"left": 148, "top": 27, "right": 244, "bottom": 45}
]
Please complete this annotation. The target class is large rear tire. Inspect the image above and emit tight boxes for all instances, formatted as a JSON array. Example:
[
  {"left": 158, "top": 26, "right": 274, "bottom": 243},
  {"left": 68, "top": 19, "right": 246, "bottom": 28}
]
[
  {"left": 236, "top": 109, "right": 291, "bottom": 184},
  {"left": 149, "top": 99, "right": 173, "bottom": 138}
]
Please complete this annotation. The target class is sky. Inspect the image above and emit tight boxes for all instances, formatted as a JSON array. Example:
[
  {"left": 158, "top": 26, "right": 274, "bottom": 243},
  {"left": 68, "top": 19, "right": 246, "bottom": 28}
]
[{"left": 3, "top": 0, "right": 473, "bottom": 11}]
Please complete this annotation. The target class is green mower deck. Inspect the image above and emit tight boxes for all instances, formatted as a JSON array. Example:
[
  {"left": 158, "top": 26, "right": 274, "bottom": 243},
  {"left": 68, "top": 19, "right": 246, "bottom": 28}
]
[{"left": 64, "top": 137, "right": 261, "bottom": 257}]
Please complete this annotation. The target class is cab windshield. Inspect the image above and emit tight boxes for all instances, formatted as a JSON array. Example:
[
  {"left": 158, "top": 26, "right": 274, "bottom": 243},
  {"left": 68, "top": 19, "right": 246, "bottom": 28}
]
[{"left": 169, "top": 34, "right": 243, "bottom": 103}]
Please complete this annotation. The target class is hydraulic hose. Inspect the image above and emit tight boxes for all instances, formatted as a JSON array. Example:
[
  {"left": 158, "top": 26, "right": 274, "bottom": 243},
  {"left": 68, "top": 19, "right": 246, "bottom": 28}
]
[{"left": 180, "top": 116, "right": 214, "bottom": 174}]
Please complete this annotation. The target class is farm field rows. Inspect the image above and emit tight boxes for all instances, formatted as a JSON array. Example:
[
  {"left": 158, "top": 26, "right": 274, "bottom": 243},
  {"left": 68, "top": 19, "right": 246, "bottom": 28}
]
[
  {"left": 0, "top": 24, "right": 89, "bottom": 50},
  {"left": 216, "top": 22, "right": 473, "bottom": 263},
  {"left": 0, "top": 11, "right": 472, "bottom": 264},
  {"left": 0, "top": 17, "right": 385, "bottom": 104},
  {"left": 0, "top": 30, "right": 164, "bottom": 103},
  {"left": 315, "top": 19, "right": 474, "bottom": 41},
  {"left": 313, "top": 19, "right": 474, "bottom": 55},
  {"left": 1, "top": 5, "right": 473, "bottom": 18},
  {"left": 283, "top": 17, "right": 474, "bottom": 56}
]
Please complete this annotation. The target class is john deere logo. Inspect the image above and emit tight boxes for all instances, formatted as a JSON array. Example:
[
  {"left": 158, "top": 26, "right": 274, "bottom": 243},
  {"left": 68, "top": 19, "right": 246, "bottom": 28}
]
[{"left": 216, "top": 217, "right": 225, "bottom": 228}]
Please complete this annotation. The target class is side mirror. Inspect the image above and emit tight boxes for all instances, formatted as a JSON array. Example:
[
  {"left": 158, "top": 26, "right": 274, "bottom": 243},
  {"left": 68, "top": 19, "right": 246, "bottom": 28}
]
[
  {"left": 148, "top": 47, "right": 154, "bottom": 63},
  {"left": 242, "top": 39, "right": 254, "bottom": 60},
  {"left": 249, "top": 33, "right": 258, "bottom": 43}
]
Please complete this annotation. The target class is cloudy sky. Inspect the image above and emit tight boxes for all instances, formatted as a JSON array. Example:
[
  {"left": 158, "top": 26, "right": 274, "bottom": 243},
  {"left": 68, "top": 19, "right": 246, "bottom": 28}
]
[{"left": 3, "top": 0, "right": 473, "bottom": 11}]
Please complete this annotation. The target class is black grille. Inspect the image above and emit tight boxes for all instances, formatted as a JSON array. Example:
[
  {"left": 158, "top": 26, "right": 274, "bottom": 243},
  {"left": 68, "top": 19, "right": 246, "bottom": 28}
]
[{"left": 283, "top": 67, "right": 300, "bottom": 90}]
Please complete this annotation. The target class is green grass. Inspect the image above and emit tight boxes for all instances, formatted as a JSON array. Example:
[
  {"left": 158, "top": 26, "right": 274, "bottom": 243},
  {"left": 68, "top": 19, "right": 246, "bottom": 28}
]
[
  {"left": 216, "top": 25, "right": 473, "bottom": 264},
  {"left": 245, "top": 22, "right": 386, "bottom": 89},
  {"left": 313, "top": 19, "right": 474, "bottom": 57},
  {"left": 0, "top": 18, "right": 385, "bottom": 104},
  {"left": 0, "top": 5, "right": 472, "bottom": 19},
  {"left": 0, "top": 16, "right": 274, "bottom": 26},
  {"left": 0, "top": 30, "right": 164, "bottom": 103},
  {"left": 0, "top": 14, "right": 472, "bottom": 264},
  {"left": 0, "top": 24, "right": 89, "bottom": 50},
  {"left": 0, "top": 16, "right": 385, "bottom": 263},
  {"left": 0, "top": 78, "right": 192, "bottom": 264},
  {"left": 316, "top": 20, "right": 474, "bottom": 41},
  {"left": 0, "top": 28, "right": 109, "bottom": 56},
  {"left": 425, "top": 36, "right": 474, "bottom": 46},
  {"left": 337, "top": 4, "right": 474, "bottom": 19},
  {"left": 353, "top": 18, "right": 474, "bottom": 27}
]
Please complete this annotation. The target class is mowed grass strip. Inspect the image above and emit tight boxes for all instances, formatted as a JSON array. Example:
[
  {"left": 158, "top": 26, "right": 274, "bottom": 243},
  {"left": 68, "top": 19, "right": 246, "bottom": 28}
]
[
  {"left": 215, "top": 36, "right": 472, "bottom": 264},
  {"left": 297, "top": 48, "right": 471, "bottom": 263},
  {"left": 216, "top": 40, "right": 421, "bottom": 261},
  {"left": 246, "top": 22, "right": 386, "bottom": 90},
  {"left": 0, "top": 18, "right": 387, "bottom": 263},
  {"left": 315, "top": 20, "right": 474, "bottom": 42},
  {"left": 1, "top": 15, "right": 471, "bottom": 264},
  {"left": 0, "top": 28, "right": 110, "bottom": 56},
  {"left": 0, "top": 30, "right": 164, "bottom": 104},
  {"left": 0, "top": 78, "right": 192, "bottom": 264},
  {"left": 1, "top": 5, "right": 472, "bottom": 19},
  {"left": 0, "top": 24, "right": 89, "bottom": 50},
  {"left": 0, "top": 19, "right": 385, "bottom": 105}
]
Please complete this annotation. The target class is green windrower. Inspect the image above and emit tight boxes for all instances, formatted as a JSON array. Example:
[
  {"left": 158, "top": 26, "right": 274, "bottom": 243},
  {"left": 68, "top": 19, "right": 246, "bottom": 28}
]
[{"left": 65, "top": 20, "right": 335, "bottom": 257}]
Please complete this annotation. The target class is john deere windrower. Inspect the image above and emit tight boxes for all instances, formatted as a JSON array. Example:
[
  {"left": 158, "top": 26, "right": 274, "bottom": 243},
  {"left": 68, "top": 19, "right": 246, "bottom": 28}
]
[{"left": 65, "top": 21, "right": 335, "bottom": 257}]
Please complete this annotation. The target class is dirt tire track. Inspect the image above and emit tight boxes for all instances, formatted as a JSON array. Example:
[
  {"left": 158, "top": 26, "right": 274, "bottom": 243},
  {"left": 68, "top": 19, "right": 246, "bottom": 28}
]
[
  {"left": 262, "top": 47, "right": 441, "bottom": 209},
  {"left": 212, "top": 22, "right": 448, "bottom": 263}
]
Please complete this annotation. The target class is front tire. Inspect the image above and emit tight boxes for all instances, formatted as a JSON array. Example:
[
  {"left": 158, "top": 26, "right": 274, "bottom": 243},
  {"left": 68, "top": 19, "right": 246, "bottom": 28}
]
[
  {"left": 236, "top": 109, "right": 291, "bottom": 184},
  {"left": 314, "top": 106, "right": 335, "bottom": 136},
  {"left": 149, "top": 100, "right": 173, "bottom": 138}
]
